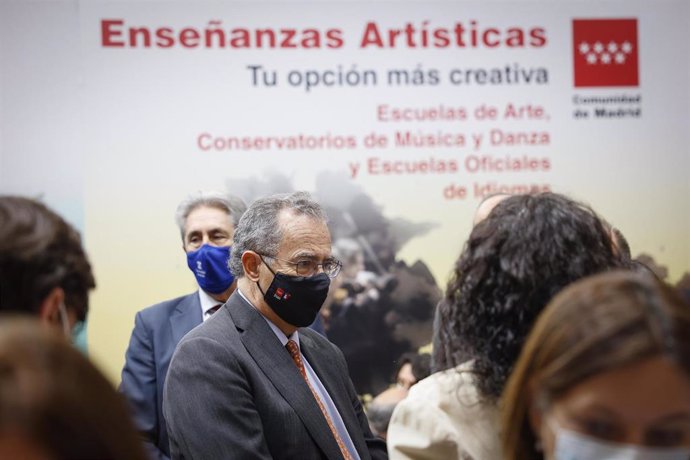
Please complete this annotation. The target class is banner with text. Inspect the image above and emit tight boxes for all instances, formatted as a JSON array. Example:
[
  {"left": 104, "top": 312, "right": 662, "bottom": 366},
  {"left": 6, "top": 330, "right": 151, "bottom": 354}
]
[{"left": 1, "top": 1, "right": 688, "bottom": 387}]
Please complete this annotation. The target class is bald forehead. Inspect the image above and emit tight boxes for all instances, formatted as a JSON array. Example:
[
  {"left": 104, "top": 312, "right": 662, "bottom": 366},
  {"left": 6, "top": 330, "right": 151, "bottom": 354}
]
[
  {"left": 473, "top": 194, "right": 510, "bottom": 226},
  {"left": 276, "top": 210, "right": 331, "bottom": 258}
]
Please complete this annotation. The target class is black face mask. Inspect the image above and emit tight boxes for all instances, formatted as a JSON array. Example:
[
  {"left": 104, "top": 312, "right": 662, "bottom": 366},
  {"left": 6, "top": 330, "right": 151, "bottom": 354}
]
[{"left": 257, "top": 262, "right": 330, "bottom": 328}]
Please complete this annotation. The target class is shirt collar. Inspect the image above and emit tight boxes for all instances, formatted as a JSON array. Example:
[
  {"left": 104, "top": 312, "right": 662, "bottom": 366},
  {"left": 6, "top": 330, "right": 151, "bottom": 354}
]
[
  {"left": 198, "top": 289, "right": 222, "bottom": 316},
  {"left": 237, "top": 288, "right": 300, "bottom": 347}
]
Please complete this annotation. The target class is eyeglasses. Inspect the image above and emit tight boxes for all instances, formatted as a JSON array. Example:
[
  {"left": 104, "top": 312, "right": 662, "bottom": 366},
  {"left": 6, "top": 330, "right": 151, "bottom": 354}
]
[{"left": 258, "top": 254, "right": 342, "bottom": 279}]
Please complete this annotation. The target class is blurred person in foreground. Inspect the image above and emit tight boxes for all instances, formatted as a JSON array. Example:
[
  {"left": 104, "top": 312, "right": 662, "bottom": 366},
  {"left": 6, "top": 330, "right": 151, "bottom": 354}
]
[
  {"left": 387, "top": 192, "right": 625, "bottom": 460},
  {"left": 164, "top": 192, "right": 387, "bottom": 459},
  {"left": 365, "top": 353, "right": 430, "bottom": 443},
  {"left": 120, "top": 191, "right": 246, "bottom": 459},
  {"left": 502, "top": 270, "right": 690, "bottom": 460},
  {"left": 0, "top": 318, "right": 147, "bottom": 460},
  {"left": 0, "top": 195, "right": 146, "bottom": 459},
  {"left": 0, "top": 195, "right": 95, "bottom": 337},
  {"left": 393, "top": 352, "right": 431, "bottom": 391},
  {"left": 367, "top": 387, "right": 409, "bottom": 442}
]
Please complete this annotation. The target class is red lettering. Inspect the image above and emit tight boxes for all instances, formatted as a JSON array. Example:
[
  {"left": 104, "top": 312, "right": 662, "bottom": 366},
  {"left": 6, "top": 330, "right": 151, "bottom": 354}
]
[
  {"left": 101, "top": 19, "right": 125, "bottom": 47},
  {"left": 279, "top": 29, "right": 297, "bottom": 48},
  {"left": 255, "top": 29, "right": 276, "bottom": 48},
  {"left": 388, "top": 29, "right": 402, "bottom": 48},
  {"left": 301, "top": 29, "right": 320, "bottom": 48},
  {"left": 230, "top": 29, "right": 250, "bottom": 48},
  {"left": 204, "top": 27, "right": 225, "bottom": 48},
  {"left": 179, "top": 28, "right": 200, "bottom": 47},
  {"left": 368, "top": 157, "right": 380, "bottom": 174},
  {"left": 129, "top": 27, "right": 151, "bottom": 47},
  {"left": 197, "top": 133, "right": 212, "bottom": 151},
  {"left": 156, "top": 28, "right": 175, "bottom": 47},
  {"left": 325, "top": 29, "right": 344, "bottom": 48},
  {"left": 433, "top": 29, "right": 450, "bottom": 47},
  {"left": 99, "top": 20, "right": 547, "bottom": 50},
  {"left": 404, "top": 23, "right": 415, "bottom": 47},
  {"left": 482, "top": 28, "right": 500, "bottom": 47},
  {"left": 505, "top": 28, "right": 525, "bottom": 47},
  {"left": 360, "top": 22, "right": 384, "bottom": 48},
  {"left": 530, "top": 27, "right": 547, "bottom": 47},
  {"left": 377, "top": 105, "right": 389, "bottom": 121}
]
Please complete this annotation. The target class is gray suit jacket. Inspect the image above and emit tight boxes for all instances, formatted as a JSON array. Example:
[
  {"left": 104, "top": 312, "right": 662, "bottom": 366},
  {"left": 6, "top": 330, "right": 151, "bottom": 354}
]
[
  {"left": 121, "top": 292, "right": 203, "bottom": 459},
  {"left": 163, "top": 291, "right": 388, "bottom": 460}
]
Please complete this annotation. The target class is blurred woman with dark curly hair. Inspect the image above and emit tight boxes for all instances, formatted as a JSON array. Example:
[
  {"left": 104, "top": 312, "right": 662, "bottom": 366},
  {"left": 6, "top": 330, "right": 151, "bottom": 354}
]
[{"left": 387, "top": 192, "right": 626, "bottom": 460}]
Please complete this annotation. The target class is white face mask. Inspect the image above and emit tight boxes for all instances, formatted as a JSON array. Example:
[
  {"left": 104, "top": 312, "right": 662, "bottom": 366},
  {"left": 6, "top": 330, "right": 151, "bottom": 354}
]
[
  {"left": 58, "top": 301, "right": 72, "bottom": 337},
  {"left": 552, "top": 426, "right": 690, "bottom": 460}
]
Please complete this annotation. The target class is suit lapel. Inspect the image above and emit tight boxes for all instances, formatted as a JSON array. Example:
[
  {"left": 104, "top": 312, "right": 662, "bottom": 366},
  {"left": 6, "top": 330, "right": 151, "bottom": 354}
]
[
  {"left": 301, "top": 332, "right": 369, "bottom": 459},
  {"left": 228, "top": 293, "right": 343, "bottom": 459},
  {"left": 170, "top": 292, "right": 203, "bottom": 345}
]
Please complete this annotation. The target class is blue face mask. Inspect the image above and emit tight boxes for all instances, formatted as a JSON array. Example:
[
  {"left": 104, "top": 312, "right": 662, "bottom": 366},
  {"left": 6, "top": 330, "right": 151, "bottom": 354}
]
[
  {"left": 186, "top": 244, "right": 235, "bottom": 294},
  {"left": 58, "top": 301, "right": 88, "bottom": 354}
]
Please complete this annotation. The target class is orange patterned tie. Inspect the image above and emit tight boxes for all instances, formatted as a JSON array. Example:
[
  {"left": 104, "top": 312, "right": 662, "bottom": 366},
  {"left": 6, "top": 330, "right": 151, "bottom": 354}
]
[{"left": 285, "top": 340, "right": 354, "bottom": 460}]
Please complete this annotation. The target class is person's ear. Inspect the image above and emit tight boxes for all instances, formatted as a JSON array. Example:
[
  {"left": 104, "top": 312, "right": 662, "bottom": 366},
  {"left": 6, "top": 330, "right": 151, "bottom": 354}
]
[
  {"left": 38, "top": 287, "right": 65, "bottom": 326},
  {"left": 242, "top": 251, "right": 262, "bottom": 282}
]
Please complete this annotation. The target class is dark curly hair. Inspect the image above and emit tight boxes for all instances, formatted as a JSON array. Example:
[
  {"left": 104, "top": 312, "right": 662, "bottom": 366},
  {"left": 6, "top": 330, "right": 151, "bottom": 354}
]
[
  {"left": 0, "top": 196, "right": 95, "bottom": 321},
  {"left": 437, "top": 193, "right": 625, "bottom": 401}
]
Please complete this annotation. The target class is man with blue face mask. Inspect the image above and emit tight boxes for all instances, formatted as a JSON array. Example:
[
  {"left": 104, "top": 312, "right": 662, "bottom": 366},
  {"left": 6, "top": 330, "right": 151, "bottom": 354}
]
[
  {"left": 163, "top": 191, "right": 388, "bottom": 460},
  {"left": 120, "top": 191, "right": 246, "bottom": 460}
]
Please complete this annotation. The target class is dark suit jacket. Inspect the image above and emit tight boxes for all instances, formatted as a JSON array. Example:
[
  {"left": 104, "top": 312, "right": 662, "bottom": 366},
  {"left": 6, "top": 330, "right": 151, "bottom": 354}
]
[
  {"left": 163, "top": 291, "right": 388, "bottom": 460},
  {"left": 120, "top": 292, "right": 203, "bottom": 460}
]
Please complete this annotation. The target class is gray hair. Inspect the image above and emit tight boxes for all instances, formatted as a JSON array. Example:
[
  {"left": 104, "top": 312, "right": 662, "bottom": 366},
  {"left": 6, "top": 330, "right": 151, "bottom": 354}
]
[
  {"left": 366, "top": 403, "right": 396, "bottom": 438},
  {"left": 229, "top": 191, "right": 327, "bottom": 278},
  {"left": 175, "top": 191, "right": 247, "bottom": 240}
]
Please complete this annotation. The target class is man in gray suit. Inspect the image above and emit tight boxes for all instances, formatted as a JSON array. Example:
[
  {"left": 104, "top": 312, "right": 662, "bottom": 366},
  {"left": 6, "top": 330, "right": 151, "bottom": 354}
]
[
  {"left": 163, "top": 191, "right": 388, "bottom": 460},
  {"left": 120, "top": 191, "right": 246, "bottom": 460}
]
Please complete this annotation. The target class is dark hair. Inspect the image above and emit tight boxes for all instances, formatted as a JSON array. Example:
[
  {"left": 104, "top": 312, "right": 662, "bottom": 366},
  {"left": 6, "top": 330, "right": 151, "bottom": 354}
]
[
  {"left": 394, "top": 352, "right": 432, "bottom": 384},
  {"left": 0, "top": 196, "right": 96, "bottom": 321},
  {"left": 0, "top": 317, "right": 148, "bottom": 459},
  {"left": 502, "top": 270, "right": 690, "bottom": 460},
  {"left": 437, "top": 193, "right": 624, "bottom": 400},
  {"left": 610, "top": 227, "right": 631, "bottom": 259}
]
